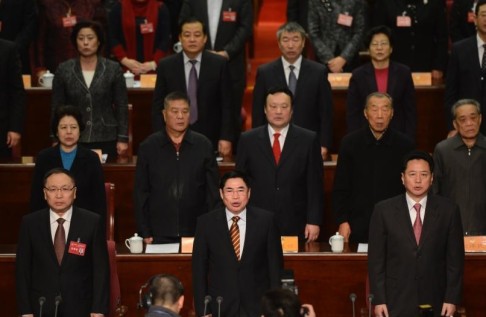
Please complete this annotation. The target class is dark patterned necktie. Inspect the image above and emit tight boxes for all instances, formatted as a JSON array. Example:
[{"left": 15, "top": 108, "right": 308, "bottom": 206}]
[
  {"left": 188, "top": 60, "right": 198, "bottom": 124},
  {"left": 230, "top": 216, "right": 240, "bottom": 260},
  {"left": 413, "top": 203, "right": 422, "bottom": 244},
  {"left": 288, "top": 65, "right": 297, "bottom": 96},
  {"left": 54, "top": 218, "right": 66, "bottom": 265}
]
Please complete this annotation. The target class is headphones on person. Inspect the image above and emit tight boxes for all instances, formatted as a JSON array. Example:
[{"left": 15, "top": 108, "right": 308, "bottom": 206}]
[{"left": 137, "top": 274, "right": 184, "bottom": 309}]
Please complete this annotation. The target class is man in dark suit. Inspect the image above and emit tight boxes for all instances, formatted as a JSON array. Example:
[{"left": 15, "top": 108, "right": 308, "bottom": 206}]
[
  {"left": 237, "top": 87, "right": 324, "bottom": 242},
  {"left": 0, "top": 39, "right": 25, "bottom": 158},
  {"left": 446, "top": 0, "right": 486, "bottom": 136},
  {"left": 192, "top": 170, "right": 283, "bottom": 317},
  {"left": 137, "top": 91, "right": 220, "bottom": 244},
  {"left": 179, "top": 0, "right": 253, "bottom": 149},
  {"left": 333, "top": 92, "right": 415, "bottom": 243},
  {"left": 152, "top": 17, "right": 233, "bottom": 158},
  {"left": 252, "top": 22, "right": 332, "bottom": 160},
  {"left": 16, "top": 168, "right": 109, "bottom": 317},
  {"left": 369, "top": 150, "right": 464, "bottom": 317},
  {"left": 347, "top": 25, "right": 417, "bottom": 141}
]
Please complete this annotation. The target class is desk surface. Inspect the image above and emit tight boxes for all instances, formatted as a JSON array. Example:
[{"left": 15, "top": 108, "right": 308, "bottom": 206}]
[{"left": 2, "top": 243, "right": 485, "bottom": 317}]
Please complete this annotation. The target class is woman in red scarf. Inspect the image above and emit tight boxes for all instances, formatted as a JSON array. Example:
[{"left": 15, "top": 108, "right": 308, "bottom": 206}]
[{"left": 108, "top": 0, "right": 171, "bottom": 74}]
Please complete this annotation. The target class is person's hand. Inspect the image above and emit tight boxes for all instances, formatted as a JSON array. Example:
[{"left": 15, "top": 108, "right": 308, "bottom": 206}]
[
  {"left": 117, "top": 142, "right": 128, "bottom": 156},
  {"left": 447, "top": 130, "right": 457, "bottom": 138},
  {"left": 301, "top": 304, "right": 316, "bottom": 317},
  {"left": 338, "top": 222, "right": 351, "bottom": 242},
  {"left": 144, "top": 237, "right": 154, "bottom": 244},
  {"left": 139, "top": 61, "right": 157, "bottom": 74},
  {"left": 218, "top": 140, "right": 232, "bottom": 159},
  {"left": 21, "top": 314, "right": 34, "bottom": 317},
  {"left": 327, "top": 56, "right": 347, "bottom": 73},
  {"left": 211, "top": 50, "right": 229, "bottom": 59},
  {"left": 441, "top": 303, "right": 456, "bottom": 317},
  {"left": 431, "top": 69, "right": 444, "bottom": 80},
  {"left": 90, "top": 313, "right": 104, "bottom": 317},
  {"left": 121, "top": 57, "right": 144, "bottom": 75},
  {"left": 321, "top": 146, "right": 328, "bottom": 161},
  {"left": 6, "top": 131, "right": 21, "bottom": 147},
  {"left": 305, "top": 224, "right": 320, "bottom": 243},
  {"left": 374, "top": 304, "right": 389, "bottom": 317}
]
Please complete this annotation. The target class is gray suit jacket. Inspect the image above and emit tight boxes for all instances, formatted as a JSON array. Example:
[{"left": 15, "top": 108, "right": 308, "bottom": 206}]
[
  {"left": 51, "top": 57, "right": 129, "bottom": 143},
  {"left": 368, "top": 194, "right": 464, "bottom": 317}
]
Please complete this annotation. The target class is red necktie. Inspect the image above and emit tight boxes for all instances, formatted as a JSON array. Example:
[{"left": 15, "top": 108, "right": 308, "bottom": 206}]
[
  {"left": 229, "top": 216, "right": 240, "bottom": 260},
  {"left": 54, "top": 218, "right": 66, "bottom": 265},
  {"left": 272, "top": 133, "right": 281, "bottom": 164},
  {"left": 413, "top": 203, "right": 422, "bottom": 245}
]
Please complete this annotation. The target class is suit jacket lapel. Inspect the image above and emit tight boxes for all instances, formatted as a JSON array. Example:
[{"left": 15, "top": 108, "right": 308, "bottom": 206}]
[
  {"left": 257, "top": 126, "right": 278, "bottom": 166},
  {"left": 395, "top": 195, "right": 418, "bottom": 247},
  {"left": 279, "top": 125, "right": 297, "bottom": 166},
  {"left": 176, "top": 53, "right": 189, "bottom": 91},
  {"left": 275, "top": 59, "right": 288, "bottom": 88},
  {"left": 387, "top": 62, "right": 397, "bottom": 95},
  {"left": 419, "top": 194, "right": 439, "bottom": 247},
  {"left": 42, "top": 209, "right": 60, "bottom": 266},
  {"left": 241, "top": 208, "right": 256, "bottom": 262},
  {"left": 364, "top": 63, "right": 378, "bottom": 92},
  {"left": 217, "top": 209, "right": 240, "bottom": 264},
  {"left": 72, "top": 59, "right": 89, "bottom": 93}
]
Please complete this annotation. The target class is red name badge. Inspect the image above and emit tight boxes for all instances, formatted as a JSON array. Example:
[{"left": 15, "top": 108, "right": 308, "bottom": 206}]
[
  {"left": 140, "top": 22, "right": 154, "bottom": 34},
  {"left": 222, "top": 11, "right": 237, "bottom": 22},
  {"left": 68, "top": 241, "right": 86, "bottom": 256},
  {"left": 0, "top": 21, "right": 2, "bottom": 32},
  {"left": 62, "top": 16, "right": 77, "bottom": 28},
  {"left": 468, "top": 11, "right": 475, "bottom": 23},
  {"left": 337, "top": 14, "right": 353, "bottom": 27},
  {"left": 396, "top": 16, "right": 411, "bottom": 27}
]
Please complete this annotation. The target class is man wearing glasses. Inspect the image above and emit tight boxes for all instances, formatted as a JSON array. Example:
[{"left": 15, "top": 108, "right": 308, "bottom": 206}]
[{"left": 16, "top": 167, "right": 109, "bottom": 317}]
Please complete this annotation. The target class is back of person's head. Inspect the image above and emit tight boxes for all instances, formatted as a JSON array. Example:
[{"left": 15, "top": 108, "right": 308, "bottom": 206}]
[
  {"left": 402, "top": 150, "right": 434, "bottom": 172},
  {"left": 70, "top": 20, "right": 105, "bottom": 53},
  {"left": 261, "top": 289, "right": 302, "bottom": 317},
  {"left": 150, "top": 274, "right": 184, "bottom": 308},
  {"left": 364, "top": 25, "right": 394, "bottom": 48},
  {"left": 476, "top": 0, "right": 486, "bottom": 15},
  {"left": 51, "top": 105, "right": 85, "bottom": 138},
  {"left": 276, "top": 22, "right": 306, "bottom": 40},
  {"left": 178, "top": 16, "right": 207, "bottom": 35}
]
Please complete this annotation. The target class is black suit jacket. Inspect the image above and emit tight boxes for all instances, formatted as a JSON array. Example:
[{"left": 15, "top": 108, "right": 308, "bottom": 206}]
[
  {"left": 368, "top": 194, "right": 464, "bottom": 317},
  {"left": 16, "top": 207, "right": 110, "bottom": 316},
  {"left": 346, "top": 61, "right": 417, "bottom": 140},
  {"left": 152, "top": 51, "right": 233, "bottom": 148},
  {"left": 29, "top": 145, "right": 106, "bottom": 225},
  {"left": 192, "top": 207, "right": 283, "bottom": 317},
  {"left": 252, "top": 57, "right": 333, "bottom": 148},
  {"left": 0, "top": 39, "right": 25, "bottom": 155},
  {"left": 449, "top": 0, "right": 476, "bottom": 43},
  {"left": 236, "top": 124, "right": 324, "bottom": 237},
  {"left": 445, "top": 36, "right": 486, "bottom": 132},
  {"left": 179, "top": 0, "right": 252, "bottom": 84}
]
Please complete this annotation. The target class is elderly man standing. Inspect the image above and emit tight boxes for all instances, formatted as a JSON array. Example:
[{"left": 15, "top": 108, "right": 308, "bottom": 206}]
[
  {"left": 333, "top": 92, "right": 414, "bottom": 243},
  {"left": 135, "top": 91, "right": 220, "bottom": 244},
  {"left": 433, "top": 98, "right": 486, "bottom": 235}
]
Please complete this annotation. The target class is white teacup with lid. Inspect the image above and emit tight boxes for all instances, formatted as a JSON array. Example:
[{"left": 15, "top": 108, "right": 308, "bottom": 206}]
[
  {"left": 124, "top": 70, "right": 135, "bottom": 88},
  {"left": 39, "top": 70, "right": 54, "bottom": 88},
  {"left": 125, "top": 233, "right": 143, "bottom": 253},
  {"left": 329, "top": 232, "right": 344, "bottom": 253}
]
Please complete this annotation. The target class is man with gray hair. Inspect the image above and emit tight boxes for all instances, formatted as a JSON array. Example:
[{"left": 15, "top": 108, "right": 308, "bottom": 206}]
[
  {"left": 252, "top": 21, "right": 333, "bottom": 160},
  {"left": 433, "top": 98, "right": 486, "bottom": 235}
]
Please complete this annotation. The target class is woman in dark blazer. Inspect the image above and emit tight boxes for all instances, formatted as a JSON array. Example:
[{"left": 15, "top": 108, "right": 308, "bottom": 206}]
[
  {"left": 52, "top": 20, "right": 128, "bottom": 159},
  {"left": 346, "top": 25, "right": 417, "bottom": 141},
  {"left": 30, "top": 106, "right": 106, "bottom": 227}
]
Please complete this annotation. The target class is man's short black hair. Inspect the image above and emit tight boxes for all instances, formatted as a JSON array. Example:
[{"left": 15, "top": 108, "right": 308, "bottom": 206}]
[
  {"left": 476, "top": 0, "right": 486, "bottom": 15},
  {"left": 149, "top": 274, "right": 184, "bottom": 305},
  {"left": 164, "top": 91, "right": 190, "bottom": 110},
  {"left": 178, "top": 16, "right": 207, "bottom": 35},
  {"left": 402, "top": 150, "right": 434, "bottom": 172},
  {"left": 265, "top": 86, "right": 294, "bottom": 108},
  {"left": 219, "top": 170, "right": 251, "bottom": 190},
  {"left": 43, "top": 167, "right": 77, "bottom": 187}
]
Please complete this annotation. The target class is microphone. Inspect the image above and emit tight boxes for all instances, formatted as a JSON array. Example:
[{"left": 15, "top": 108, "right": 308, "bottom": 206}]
[
  {"left": 368, "top": 294, "right": 374, "bottom": 317},
  {"left": 216, "top": 296, "right": 223, "bottom": 317},
  {"left": 349, "top": 293, "right": 356, "bottom": 317},
  {"left": 54, "top": 295, "right": 62, "bottom": 317},
  {"left": 203, "top": 295, "right": 212, "bottom": 316},
  {"left": 38, "top": 296, "right": 46, "bottom": 317}
]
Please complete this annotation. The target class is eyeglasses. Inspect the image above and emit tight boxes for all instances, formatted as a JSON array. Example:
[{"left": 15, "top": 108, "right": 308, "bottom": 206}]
[
  {"left": 223, "top": 188, "right": 248, "bottom": 196},
  {"left": 44, "top": 187, "right": 76, "bottom": 194}
]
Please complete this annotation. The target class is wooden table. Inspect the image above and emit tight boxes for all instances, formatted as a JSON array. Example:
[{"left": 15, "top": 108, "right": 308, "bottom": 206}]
[{"left": 2, "top": 244, "right": 485, "bottom": 317}]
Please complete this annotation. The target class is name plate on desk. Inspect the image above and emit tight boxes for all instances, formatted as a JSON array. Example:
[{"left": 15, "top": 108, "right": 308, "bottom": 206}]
[
  {"left": 140, "top": 74, "right": 157, "bottom": 88},
  {"left": 412, "top": 72, "right": 432, "bottom": 86},
  {"left": 464, "top": 236, "right": 486, "bottom": 252},
  {"left": 328, "top": 73, "right": 351, "bottom": 88},
  {"left": 181, "top": 237, "right": 194, "bottom": 253},
  {"left": 281, "top": 236, "right": 298, "bottom": 253}
]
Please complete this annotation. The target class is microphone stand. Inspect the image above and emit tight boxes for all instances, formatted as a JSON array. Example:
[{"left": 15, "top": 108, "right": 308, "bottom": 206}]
[
  {"left": 54, "top": 295, "right": 62, "bottom": 317},
  {"left": 349, "top": 293, "right": 356, "bottom": 317},
  {"left": 38, "top": 296, "right": 46, "bottom": 317},
  {"left": 368, "top": 294, "right": 374, "bottom": 317},
  {"left": 203, "top": 295, "right": 212, "bottom": 316},
  {"left": 216, "top": 296, "right": 223, "bottom": 317}
]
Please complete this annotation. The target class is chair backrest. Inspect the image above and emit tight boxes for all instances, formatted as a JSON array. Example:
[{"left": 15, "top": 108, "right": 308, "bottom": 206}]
[
  {"left": 127, "top": 104, "right": 133, "bottom": 158},
  {"left": 107, "top": 240, "right": 126, "bottom": 316},
  {"left": 105, "top": 182, "right": 115, "bottom": 241}
]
